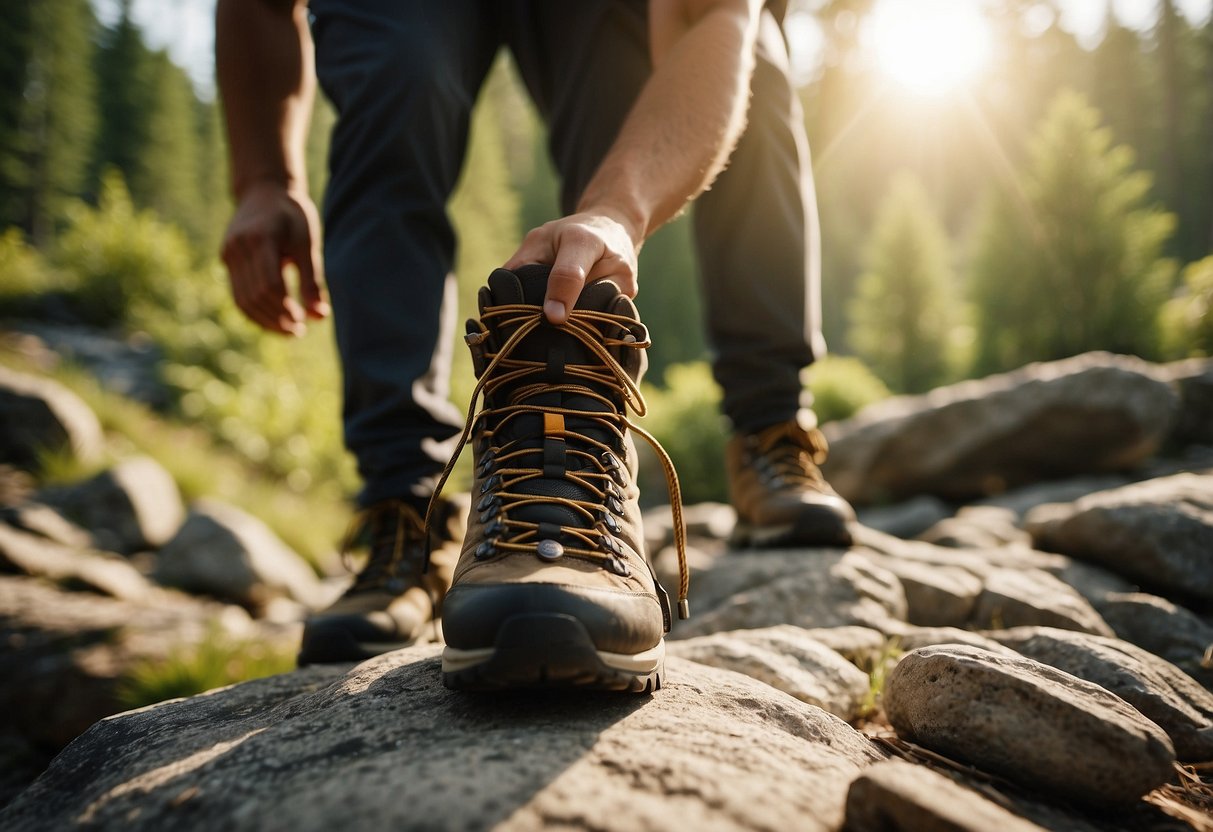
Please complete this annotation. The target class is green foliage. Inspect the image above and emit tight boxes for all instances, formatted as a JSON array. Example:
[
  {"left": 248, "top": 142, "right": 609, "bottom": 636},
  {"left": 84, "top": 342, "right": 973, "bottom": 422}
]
[
  {"left": 0, "top": 227, "right": 65, "bottom": 302},
  {"left": 849, "top": 173, "right": 961, "bottom": 393},
  {"left": 639, "top": 362, "right": 728, "bottom": 505},
  {"left": 117, "top": 628, "right": 295, "bottom": 710},
  {"left": 1160, "top": 256, "right": 1213, "bottom": 358},
  {"left": 807, "top": 355, "right": 892, "bottom": 424},
  {"left": 0, "top": 0, "right": 97, "bottom": 242},
  {"left": 970, "top": 90, "right": 1177, "bottom": 374}
]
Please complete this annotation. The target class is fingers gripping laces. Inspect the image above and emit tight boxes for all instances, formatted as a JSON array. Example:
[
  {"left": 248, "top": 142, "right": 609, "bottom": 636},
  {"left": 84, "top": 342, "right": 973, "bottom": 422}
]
[
  {"left": 424, "top": 303, "right": 690, "bottom": 620},
  {"left": 751, "top": 421, "right": 830, "bottom": 488}
]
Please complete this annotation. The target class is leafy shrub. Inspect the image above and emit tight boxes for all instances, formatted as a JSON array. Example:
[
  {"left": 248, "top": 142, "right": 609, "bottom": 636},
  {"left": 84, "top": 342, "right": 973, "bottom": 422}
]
[
  {"left": 1160, "top": 256, "right": 1213, "bottom": 359},
  {"left": 639, "top": 362, "right": 728, "bottom": 505},
  {"left": 807, "top": 355, "right": 892, "bottom": 424},
  {"left": 0, "top": 227, "right": 70, "bottom": 316}
]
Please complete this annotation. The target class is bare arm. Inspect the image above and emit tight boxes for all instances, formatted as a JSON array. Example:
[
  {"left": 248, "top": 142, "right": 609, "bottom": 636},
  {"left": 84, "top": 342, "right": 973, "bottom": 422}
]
[
  {"left": 216, "top": 0, "right": 327, "bottom": 336},
  {"left": 506, "top": 0, "right": 762, "bottom": 323}
]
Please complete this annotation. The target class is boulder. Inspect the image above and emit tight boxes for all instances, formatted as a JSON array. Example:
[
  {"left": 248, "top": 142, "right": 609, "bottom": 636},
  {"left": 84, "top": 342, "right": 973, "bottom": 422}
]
[
  {"left": 668, "top": 625, "right": 870, "bottom": 720},
  {"left": 969, "top": 568, "right": 1113, "bottom": 636},
  {"left": 1026, "top": 473, "right": 1213, "bottom": 603},
  {"left": 1, "top": 647, "right": 881, "bottom": 832},
  {"left": 154, "top": 499, "right": 321, "bottom": 608},
  {"left": 674, "top": 550, "right": 906, "bottom": 637},
  {"left": 976, "top": 475, "right": 1131, "bottom": 519},
  {"left": 881, "top": 623, "right": 1019, "bottom": 657},
  {"left": 796, "top": 626, "right": 888, "bottom": 665},
  {"left": 0, "top": 501, "right": 92, "bottom": 549},
  {"left": 0, "top": 366, "right": 103, "bottom": 471},
  {"left": 0, "top": 524, "right": 149, "bottom": 600},
  {"left": 1097, "top": 593, "right": 1213, "bottom": 690},
  {"left": 991, "top": 627, "right": 1213, "bottom": 761},
  {"left": 41, "top": 456, "right": 184, "bottom": 554},
  {"left": 884, "top": 645, "right": 1175, "bottom": 805},
  {"left": 822, "top": 353, "right": 1177, "bottom": 505},
  {"left": 844, "top": 760, "right": 1048, "bottom": 832},
  {"left": 1164, "top": 357, "right": 1213, "bottom": 447}
]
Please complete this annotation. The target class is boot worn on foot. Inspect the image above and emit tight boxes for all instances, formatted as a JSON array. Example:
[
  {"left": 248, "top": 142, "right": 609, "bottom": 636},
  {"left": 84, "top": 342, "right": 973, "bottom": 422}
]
[
  {"left": 727, "top": 412, "right": 855, "bottom": 548},
  {"left": 428, "top": 265, "right": 689, "bottom": 693},
  {"left": 297, "top": 497, "right": 465, "bottom": 664}
]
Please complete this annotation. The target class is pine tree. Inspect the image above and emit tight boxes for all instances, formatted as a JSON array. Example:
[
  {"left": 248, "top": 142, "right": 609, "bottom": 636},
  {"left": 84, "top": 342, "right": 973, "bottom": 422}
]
[
  {"left": 0, "top": 0, "right": 97, "bottom": 243},
  {"left": 91, "top": 1, "right": 153, "bottom": 197},
  {"left": 135, "top": 50, "right": 203, "bottom": 242},
  {"left": 848, "top": 173, "right": 958, "bottom": 393},
  {"left": 970, "top": 90, "right": 1176, "bottom": 374}
]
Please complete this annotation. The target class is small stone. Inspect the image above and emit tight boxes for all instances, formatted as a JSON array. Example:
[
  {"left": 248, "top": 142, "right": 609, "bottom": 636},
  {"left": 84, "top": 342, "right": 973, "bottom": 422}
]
[
  {"left": 798, "top": 626, "right": 888, "bottom": 665},
  {"left": 669, "top": 625, "right": 870, "bottom": 720},
  {"left": 0, "top": 366, "right": 103, "bottom": 471},
  {"left": 154, "top": 499, "right": 320, "bottom": 608},
  {"left": 0, "top": 524, "right": 149, "bottom": 601},
  {"left": 680, "top": 501, "right": 736, "bottom": 540},
  {"left": 917, "top": 506, "right": 1031, "bottom": 549},
  {"left": 1, "top": 501, "right": 92, "bottom": 549},
  {"left": 41, "top": 456, "right": 185, "bottom": 554},
  {"left": 1026, "top": 473, "right": 1213, "bottom": 603},
  {"left": 881, "top": 622, "right": 1019, "bottom": 657},
  {"left": 969, "top": 568, "right": 1113, "bottom": 636},
  {"left": 863, "top": 552, "right": 982, "bottom": 628},
  {"left": 884, "top": 645, "right": 1176, "bottom": 805},
  {"left": 844, "top": 760, "right": 1048, "bottom": 832},
  {"left": 991, "top": 626, "right": 1213, "bottom": 762}
]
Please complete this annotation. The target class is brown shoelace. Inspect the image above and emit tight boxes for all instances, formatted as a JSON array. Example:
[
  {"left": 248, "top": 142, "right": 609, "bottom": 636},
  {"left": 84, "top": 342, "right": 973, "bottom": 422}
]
[
  {"left": 748, "top": 420, "right": 830, "bottom": 490},
  {"left": 425, "top": 302, "right": 690, "bottom": 620}
]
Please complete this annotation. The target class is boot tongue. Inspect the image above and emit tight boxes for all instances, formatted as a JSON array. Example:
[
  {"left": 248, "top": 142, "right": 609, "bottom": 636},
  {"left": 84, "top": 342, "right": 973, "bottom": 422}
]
[{"left": 479, "top": 265, "right": 628, "bottom": 537}]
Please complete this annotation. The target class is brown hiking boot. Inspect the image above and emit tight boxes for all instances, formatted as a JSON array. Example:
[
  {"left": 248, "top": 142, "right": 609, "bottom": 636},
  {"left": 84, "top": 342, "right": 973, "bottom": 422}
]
[
  {"left": 428, "top": 265, "right": 688, "bottom": 692},
  {"left": 297, "top": 496, "right": 465, "bottom": 664},
  {"left": 727, "top": 412, "right": 855, "bottom": 548}
]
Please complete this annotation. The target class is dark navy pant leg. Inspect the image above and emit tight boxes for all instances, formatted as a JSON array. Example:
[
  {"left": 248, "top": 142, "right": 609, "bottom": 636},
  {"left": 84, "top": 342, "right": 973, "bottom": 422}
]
[
  {"left": 310, "top": 0, "right": 498, "bottom": 506},
  {"left": 693, "top": 11, "right": 825, "bottom": 433}
]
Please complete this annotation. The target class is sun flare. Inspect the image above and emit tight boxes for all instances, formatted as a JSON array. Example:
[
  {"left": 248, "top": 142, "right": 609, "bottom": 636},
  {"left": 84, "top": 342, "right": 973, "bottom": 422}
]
[{"left": 867, "top": 0, "right": 993, "bottom": 96}]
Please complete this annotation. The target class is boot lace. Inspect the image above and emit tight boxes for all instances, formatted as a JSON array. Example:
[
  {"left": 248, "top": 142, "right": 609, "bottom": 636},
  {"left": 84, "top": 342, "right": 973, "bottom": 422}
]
[
  {"left": 748, "top": 421, "right": 830, "bottom": 490},
  {"left": 425, "top": 302, "right": 690, "bottom": 620},
  {"left": 341, "top": 499, "right": 427, "bottom": 594}
]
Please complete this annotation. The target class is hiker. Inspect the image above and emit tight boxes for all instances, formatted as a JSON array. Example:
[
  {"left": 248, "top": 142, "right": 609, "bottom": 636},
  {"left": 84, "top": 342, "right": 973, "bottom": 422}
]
[{"left": 216, "top": 0, "right": 854, "bottom": 689}]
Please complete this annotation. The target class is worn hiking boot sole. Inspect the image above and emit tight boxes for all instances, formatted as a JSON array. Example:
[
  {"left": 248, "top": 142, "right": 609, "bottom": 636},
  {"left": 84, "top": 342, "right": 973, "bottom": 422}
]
[
  {"left": 297, "top": 627, "right": 417, "bottom": 666},
  {"left": 442, "top": 614, "right": 664, "bottom": 693},
  {"left": 730, "top": 507, "right": 854, "bottom": 549}
]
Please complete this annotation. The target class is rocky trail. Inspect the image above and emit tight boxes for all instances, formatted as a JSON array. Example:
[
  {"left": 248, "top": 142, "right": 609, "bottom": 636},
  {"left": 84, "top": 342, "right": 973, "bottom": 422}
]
[{"left": 1, "top": 351, "right": 1212, "bottom": 830}]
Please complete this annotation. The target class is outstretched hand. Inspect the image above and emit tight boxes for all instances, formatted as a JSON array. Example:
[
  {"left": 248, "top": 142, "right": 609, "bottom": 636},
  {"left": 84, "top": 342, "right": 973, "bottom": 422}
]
[
  {"left": 504, "top": 211, "right": 640, "bottom": 325},
  {"left": 220, "top": 182, "right": 329, "bottom": 336}
]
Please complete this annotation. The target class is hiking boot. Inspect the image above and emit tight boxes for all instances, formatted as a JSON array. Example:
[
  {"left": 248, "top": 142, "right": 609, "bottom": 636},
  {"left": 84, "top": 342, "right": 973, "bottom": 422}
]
[
  {"left": 297, "top": 496, "right": 465, "bottom": 664},
  {"left": 727, "top": 412, "right": 855, "bottom": 548},
  {"left": 427, "top": 264, "right": 688, "bottom": 692}
]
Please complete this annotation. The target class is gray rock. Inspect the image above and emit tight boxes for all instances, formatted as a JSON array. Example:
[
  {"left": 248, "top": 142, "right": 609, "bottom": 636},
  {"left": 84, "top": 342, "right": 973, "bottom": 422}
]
[
  {"left": 917, "top": 506, "right": 1031, "bottom": 549},
  {"left": 0, "top": 524, "right": 149, "bottom": 600},
  {"left": 668, "top": 625, "right": 870, "bottom": 720},
  {"left": 990, "top": 626, "right": 1213, "bottom": 761},
  {"left": 154, "top": 499, "right": 320, "bottom": 608},
  {"left": 863, "top": 551, "right": 982, "bottom": 628},
  {"left": 1, "top": 500, "right": 92, "bottom": 548},
  {"left": 1164, "top": 357, "right": 1213, "bottom": 447},
  {"left": 884, "top": 645, "right": 1176, "bottom": 804},
  {"left": 822, "top": 353, "right": 1177, "bottom": 505},
  {"left": 844, "top": 760, "right": 1048, "bottom": 832},
  {"left": 1026, "top": 473, "right": 1213, "bottom": 602},
  {"left": 976, "top": 475, "right": 1131, "bottom": 519},
  {"left": 1097, "top": 593, "right": 1213, "bottom": 689},
  {"left": 675, "top": 550, "right": 907, "bottom": 637},
  {"left": 41, "top": 456, "right": 184, "bottom": 554},
  {"left": 1, "top": 647, "right": 881, "bottom": 832},
  {"left": 880, "top": 622, "right": 1019, "bottom": 657},
  {"left": 969, "top": 568, "right": 1113, "bottom": 636},
  {"left": 0, "top": 366, "right": 103, "bottom": 470},
  {"left": 852, "top": 527, "right": 1068, "bottom": 581},
  {"left": 857, "top": 496, "right": 953, "bottom": 539},
  {"left": 1052, "top": 558, "right": 1136, "bottom": 606},
  {"left": 797, "top": 626, "right": 888, "bottom": 665},
  {"left": 681, "top": 501, "right": 736, "bottom": 540},
  {"left": 0, "top": 575, "right": 297, "bottom": 754}
]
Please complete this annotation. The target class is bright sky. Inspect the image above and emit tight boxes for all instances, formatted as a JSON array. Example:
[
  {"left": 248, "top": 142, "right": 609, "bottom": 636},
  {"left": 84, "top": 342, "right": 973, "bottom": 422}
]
[{"left": 95, "top": 0, "right": 1213, "bottom": 99}]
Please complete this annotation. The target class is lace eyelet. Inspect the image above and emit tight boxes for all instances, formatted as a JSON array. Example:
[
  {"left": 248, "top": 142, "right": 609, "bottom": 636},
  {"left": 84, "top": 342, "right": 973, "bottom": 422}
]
[
  {"left": 606, "top": 555, "right": 630, "bottom": 577},
  {"left": 480, "top": 473, "right": 502, "bottom": 495},
  {"left": 602, "top": 513, "right": 621, "bottom": 534},
  {"left": 475, "top": 541, "right": 496, "bottom": 560}
]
